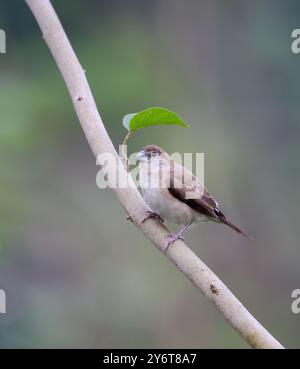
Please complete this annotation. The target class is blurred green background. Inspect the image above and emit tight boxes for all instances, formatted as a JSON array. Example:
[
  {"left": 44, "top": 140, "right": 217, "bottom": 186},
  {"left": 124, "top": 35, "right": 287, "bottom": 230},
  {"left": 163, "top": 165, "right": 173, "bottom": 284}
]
[{"left": 0, "top": 0, "right": 300, "bottom": 348}]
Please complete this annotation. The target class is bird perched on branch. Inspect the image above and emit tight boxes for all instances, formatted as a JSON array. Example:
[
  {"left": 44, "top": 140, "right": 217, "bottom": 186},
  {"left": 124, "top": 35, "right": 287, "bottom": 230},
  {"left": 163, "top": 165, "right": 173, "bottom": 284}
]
[{"left": 136, "top": 145, "right": 251, "bottom": 251}]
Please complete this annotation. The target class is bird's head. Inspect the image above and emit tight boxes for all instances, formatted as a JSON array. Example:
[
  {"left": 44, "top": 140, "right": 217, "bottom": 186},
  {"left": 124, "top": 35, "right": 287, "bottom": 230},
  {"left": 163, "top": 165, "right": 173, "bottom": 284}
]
[{"left": 136, "top": 145, "right": 168, "bottom": 162}]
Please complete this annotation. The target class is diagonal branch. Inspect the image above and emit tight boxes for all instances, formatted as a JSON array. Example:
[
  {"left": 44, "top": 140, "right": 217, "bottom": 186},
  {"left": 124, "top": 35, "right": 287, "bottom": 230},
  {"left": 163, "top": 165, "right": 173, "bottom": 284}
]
[{"left": 25, "top": 0, "right": 284, "bottom": 349}]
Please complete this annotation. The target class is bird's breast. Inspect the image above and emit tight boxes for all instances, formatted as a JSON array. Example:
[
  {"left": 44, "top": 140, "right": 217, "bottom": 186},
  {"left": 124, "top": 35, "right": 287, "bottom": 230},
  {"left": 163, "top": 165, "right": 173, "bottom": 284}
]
[
  {"left": 139, "top": 160, "right": 200, "bottom": 225},
  {"left": 142, "top": 187, "right": 195, "bottom": 225}
]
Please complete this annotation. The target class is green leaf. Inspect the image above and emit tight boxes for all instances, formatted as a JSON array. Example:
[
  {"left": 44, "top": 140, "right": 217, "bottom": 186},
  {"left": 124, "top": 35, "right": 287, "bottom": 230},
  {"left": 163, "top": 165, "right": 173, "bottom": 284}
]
[{"left": 122, "top": 107, "right": 190, "bottom": 132}]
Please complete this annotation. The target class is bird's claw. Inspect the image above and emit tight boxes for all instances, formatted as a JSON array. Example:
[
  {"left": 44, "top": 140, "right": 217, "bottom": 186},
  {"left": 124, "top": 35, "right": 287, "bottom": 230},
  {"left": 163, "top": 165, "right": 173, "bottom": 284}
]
[
  {"left": 142, "top": 211, "right": 164, "bottom": 224},
  {"left": 164, "top": 233, "right": 184, "bottom": 253}
]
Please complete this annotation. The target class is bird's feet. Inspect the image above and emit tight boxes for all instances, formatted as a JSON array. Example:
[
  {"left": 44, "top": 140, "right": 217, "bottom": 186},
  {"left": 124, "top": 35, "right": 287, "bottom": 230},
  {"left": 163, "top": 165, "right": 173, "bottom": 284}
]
[
  {"left": 142, "top": 211, "right": 164, "bottom": 224},
  {"left": 164, "top": 233, "right": 184, "bottom": 253}
]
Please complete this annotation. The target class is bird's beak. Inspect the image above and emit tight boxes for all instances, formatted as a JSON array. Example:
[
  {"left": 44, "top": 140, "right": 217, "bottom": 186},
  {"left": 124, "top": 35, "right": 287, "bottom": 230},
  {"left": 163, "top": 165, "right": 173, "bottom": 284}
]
[{"left": 136, "top": 149, "right": 146, "bottom": 161}]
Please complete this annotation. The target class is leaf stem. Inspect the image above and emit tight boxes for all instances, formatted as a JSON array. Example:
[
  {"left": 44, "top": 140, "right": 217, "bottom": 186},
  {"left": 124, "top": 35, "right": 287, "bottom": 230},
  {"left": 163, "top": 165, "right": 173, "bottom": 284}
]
[{"left": 121, "top": 130, "right": 133, "bottom": 172}]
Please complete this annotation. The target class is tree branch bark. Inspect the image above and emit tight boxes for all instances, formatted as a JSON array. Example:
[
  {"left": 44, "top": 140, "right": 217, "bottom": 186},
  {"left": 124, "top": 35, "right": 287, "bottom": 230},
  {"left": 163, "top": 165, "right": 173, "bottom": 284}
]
[{"left": 25, "top": 0, "right": 284, "bottom": 349}]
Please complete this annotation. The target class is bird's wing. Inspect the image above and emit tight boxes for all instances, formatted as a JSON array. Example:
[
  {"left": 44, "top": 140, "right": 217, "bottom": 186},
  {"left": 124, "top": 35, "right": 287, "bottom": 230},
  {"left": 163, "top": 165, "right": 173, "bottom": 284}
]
[
  {"left": 168, "top": 160, "right": 219, "bottom": 219},
  {"left": 168, "top": 160, "right": 252, "bottom": 239}
]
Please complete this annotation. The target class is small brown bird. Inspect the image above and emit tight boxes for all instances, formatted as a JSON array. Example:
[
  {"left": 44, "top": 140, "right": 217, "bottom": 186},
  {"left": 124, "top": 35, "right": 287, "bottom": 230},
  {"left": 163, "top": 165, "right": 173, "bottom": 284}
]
[{"left": 136, "top": 145, "right": 251, "bottom": 250}]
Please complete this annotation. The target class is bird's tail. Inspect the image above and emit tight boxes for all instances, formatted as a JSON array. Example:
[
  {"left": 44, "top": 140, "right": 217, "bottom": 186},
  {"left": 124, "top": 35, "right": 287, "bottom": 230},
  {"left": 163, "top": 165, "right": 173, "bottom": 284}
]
[{"left": 219, "top": 216, "right": 253, "bottom": 240}]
